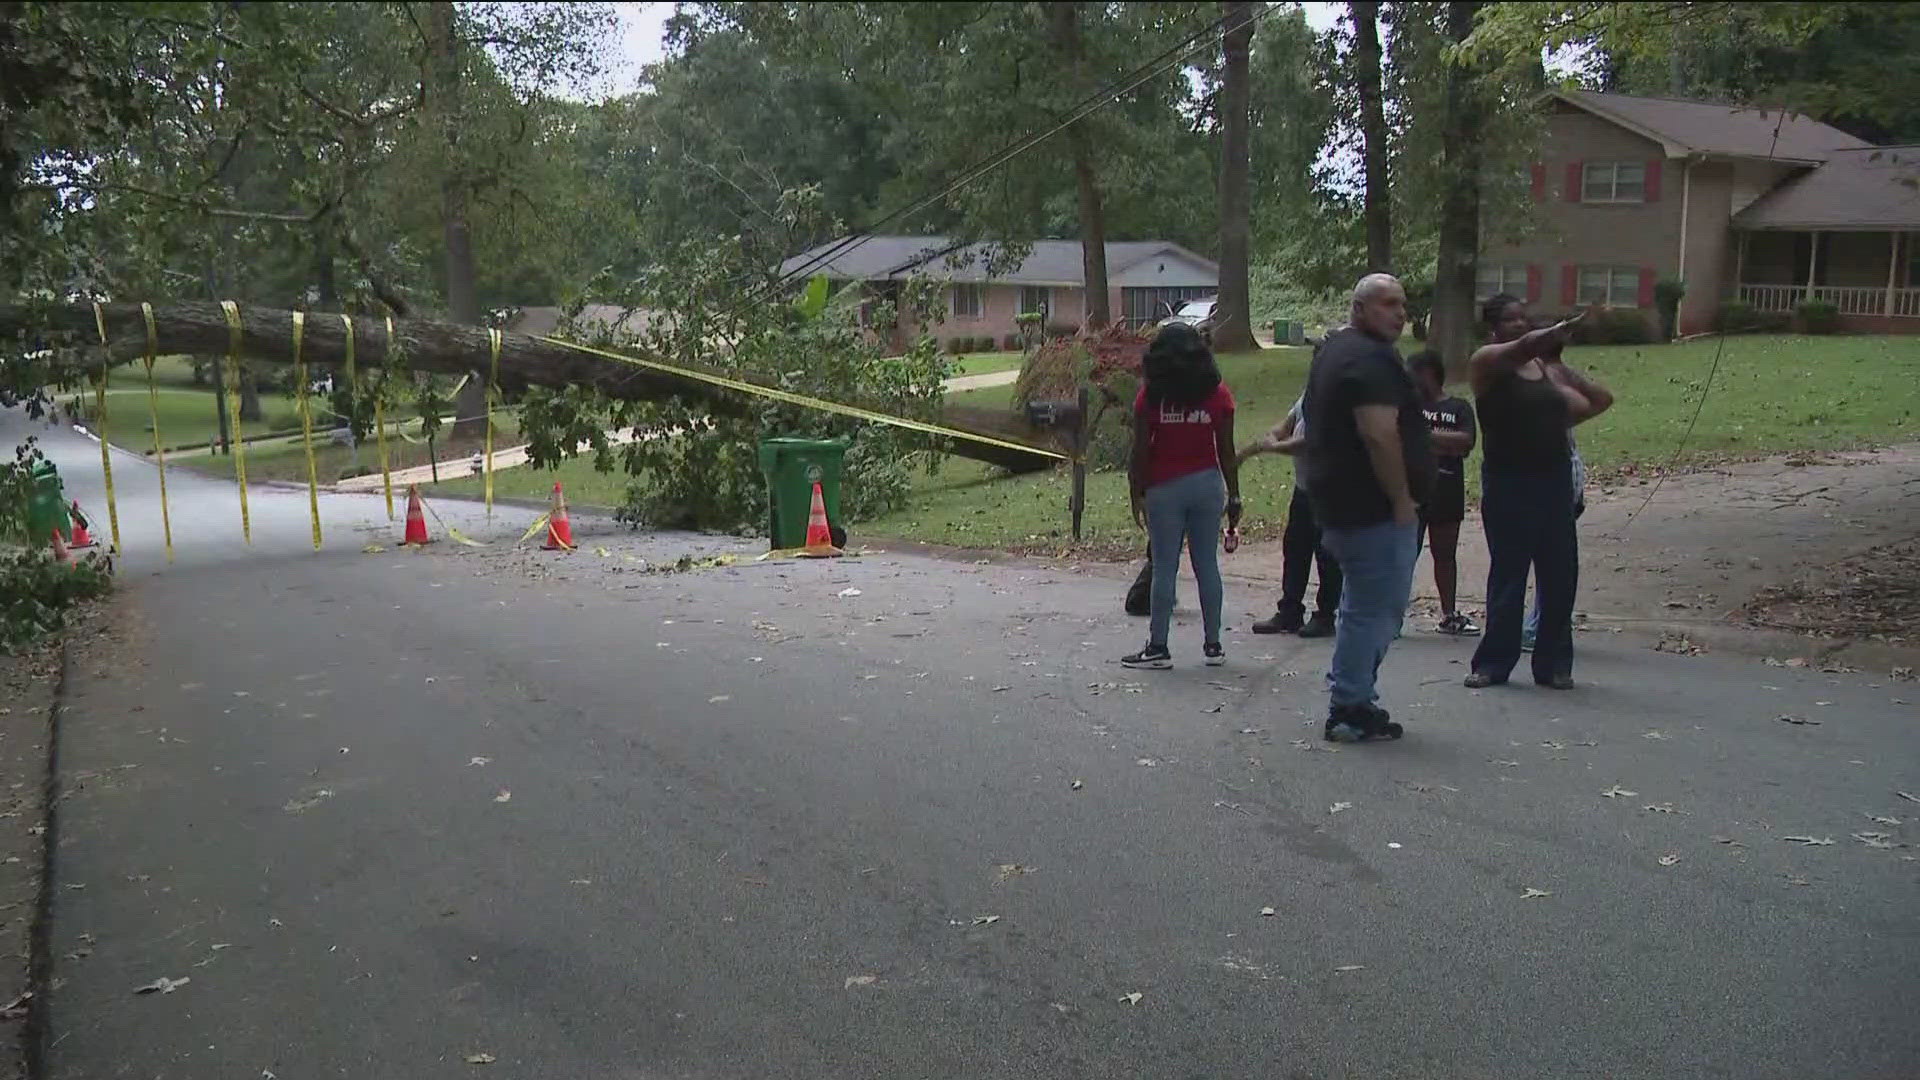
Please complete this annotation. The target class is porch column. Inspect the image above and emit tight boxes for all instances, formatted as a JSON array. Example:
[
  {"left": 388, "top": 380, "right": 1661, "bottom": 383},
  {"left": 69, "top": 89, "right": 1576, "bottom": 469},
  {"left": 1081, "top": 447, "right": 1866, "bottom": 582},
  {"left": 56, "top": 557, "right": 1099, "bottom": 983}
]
[
  {"left": 1888, "top": 231, "right": 1902, "bottom": 317},
  {"left": 1806, "top": 231, "right": 1820, "bottom": 301},
  {"left": 1734, "top": 232, "right": 1747, "bottom": 299}
]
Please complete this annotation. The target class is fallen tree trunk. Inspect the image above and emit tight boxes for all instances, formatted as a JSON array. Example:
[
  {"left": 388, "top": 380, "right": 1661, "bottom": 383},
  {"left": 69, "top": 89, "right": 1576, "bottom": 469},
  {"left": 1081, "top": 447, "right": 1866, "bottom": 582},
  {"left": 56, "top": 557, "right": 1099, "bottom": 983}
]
[{"left": 0, "top": 301, "right": 1057, "bottom": 473}]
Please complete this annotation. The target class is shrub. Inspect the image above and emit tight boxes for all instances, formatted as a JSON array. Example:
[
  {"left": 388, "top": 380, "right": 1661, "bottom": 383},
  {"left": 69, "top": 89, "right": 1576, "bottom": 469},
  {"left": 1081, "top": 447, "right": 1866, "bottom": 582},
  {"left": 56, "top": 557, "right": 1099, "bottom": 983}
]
[
  {"left": 1043, "top": 322, "right": 1077, "bottom": 340},
  {"left": 1654, "top": 279, "right": 1686, "bottom": 340},
  {"left": 1568, "top": 307, "right": 1653, "bottom": 345},
  {"left": 1796, "top": 299, "right": 1840, "bottom": 335},
  {"left": 1011, "top": 324, "right": 1152, "bottom": 470},
  {"left": 1715, "top": 300, "right": 1760, "bottom": 334},
  {"left": 945, "top": 337, "right": 969, "bottom": 355},
  {"left": 1002, "top": 334, "right": 1022, "bottom": 351},
  {"left": 0, "top": 441, "right": 114, "bottom": 653}
]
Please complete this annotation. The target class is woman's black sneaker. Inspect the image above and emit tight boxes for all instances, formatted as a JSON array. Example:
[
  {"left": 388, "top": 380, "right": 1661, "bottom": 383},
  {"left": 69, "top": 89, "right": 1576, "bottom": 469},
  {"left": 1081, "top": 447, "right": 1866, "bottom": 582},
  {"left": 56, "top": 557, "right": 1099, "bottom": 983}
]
[
  {"left": 1324, "top": 703, "right": 1403, "bottom": 742},
  {"left": 1121, "top": 643, "right": 1173, "bottom": 669},
  {"left": 1204, "top": 642, "right": 1226, "bottom": 666}
]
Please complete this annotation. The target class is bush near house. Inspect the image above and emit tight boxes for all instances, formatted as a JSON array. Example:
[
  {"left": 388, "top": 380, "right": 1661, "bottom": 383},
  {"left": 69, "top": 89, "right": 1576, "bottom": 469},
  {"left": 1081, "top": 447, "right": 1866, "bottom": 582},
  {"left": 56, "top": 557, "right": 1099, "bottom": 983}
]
[
  {"left": 1796, "top": 299, "right": 1841, "bottom": 335},
  {"left": 1654, "top": 280, "right": 1686, "bottom": 340},
  {"left": 1567, "top": 308, "right": 1654, "bottom": 346},
  {"left": 1714, "top": 301, "right": 1792, "bottom": 335}
]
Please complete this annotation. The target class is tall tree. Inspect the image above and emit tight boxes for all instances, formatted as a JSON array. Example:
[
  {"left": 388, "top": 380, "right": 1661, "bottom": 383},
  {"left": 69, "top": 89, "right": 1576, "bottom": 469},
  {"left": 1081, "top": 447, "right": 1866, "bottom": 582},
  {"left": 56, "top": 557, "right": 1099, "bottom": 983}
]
[
  {"left": 1048, "top": 1, "right": 1111, "bottom": 328},
  {"left": 1427, "top": 1, "right": 1485, "bottom": 373},
  {"left": 1350, "top": 0, "right": 1391, "bottom": 273},
  {"left": 1211, "top": 0, "right": 1257, "bottom": 351}
]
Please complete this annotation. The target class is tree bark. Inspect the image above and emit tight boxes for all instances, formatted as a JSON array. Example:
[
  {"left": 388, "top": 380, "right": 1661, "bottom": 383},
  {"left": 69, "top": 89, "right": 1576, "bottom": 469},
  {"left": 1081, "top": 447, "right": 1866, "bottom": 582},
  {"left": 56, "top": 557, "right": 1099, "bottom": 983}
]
[
  {"left": 1351, "top": 0, "right": 1392, "bottom": 274},
  {"left": 1428, "top": 1, "right": 1485, "bottom": 377},
  {"left": 1211, "top": 0, "right": 1259, "bottom": 353},
  {"left": 238, "top": 366, "right": 263, "bottom": 422},
  {"left": 6, "top": 302, "right": 1059, "bottom": 474},
  {"left": 1048, "top": 2, "right": 1111, "bottom": 330},
  {"left": 427, "top": 0, "right": 489, "bottom": 435}
]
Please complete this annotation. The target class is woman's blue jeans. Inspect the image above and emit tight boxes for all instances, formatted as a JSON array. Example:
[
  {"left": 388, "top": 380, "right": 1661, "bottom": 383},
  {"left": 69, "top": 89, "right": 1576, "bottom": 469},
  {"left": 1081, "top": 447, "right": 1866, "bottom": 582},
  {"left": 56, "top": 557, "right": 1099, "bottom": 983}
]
[{"left": 1145, "top": 468, "right": 1227, "bottom": 649}]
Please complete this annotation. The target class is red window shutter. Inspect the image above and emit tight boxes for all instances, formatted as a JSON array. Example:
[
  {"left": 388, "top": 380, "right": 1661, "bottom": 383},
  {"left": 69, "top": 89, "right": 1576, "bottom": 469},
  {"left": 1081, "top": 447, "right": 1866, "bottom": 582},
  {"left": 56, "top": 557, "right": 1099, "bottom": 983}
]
[
  {"left": 1638, "top": 267, "right": 1656, "bottom": 307},
  {"left": 1565, "top": 160, "right": 1583, "bottom": 202},
  {"left": 1645, "top": 158, "right": 1663, "bottom": 202},
  {"left": 1561, "top": 264, "right": 1578, "bottom": 306},
  {"left": 1526, "top": 264, "right": 1542, "bottom": 304},
  {"left": 1530, "top": 163, "right": 1546, "bottom": 202}
]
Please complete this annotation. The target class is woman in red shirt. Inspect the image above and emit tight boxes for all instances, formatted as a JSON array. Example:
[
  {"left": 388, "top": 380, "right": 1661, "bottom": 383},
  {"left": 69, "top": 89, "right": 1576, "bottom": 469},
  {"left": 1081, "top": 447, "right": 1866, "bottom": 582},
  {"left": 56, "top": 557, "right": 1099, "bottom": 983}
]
[{"left": 1123, "top": 323, "right": 1243, "bottom": 669}]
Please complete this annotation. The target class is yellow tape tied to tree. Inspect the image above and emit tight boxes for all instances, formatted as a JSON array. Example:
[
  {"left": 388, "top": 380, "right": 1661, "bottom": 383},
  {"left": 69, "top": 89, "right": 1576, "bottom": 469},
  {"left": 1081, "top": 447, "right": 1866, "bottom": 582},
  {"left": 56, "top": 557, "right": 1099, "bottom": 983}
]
[
  {"left": 485, "top": 328, "right": 501, "bottom": 515},
  {"left": 220, "top": 301, "right": 252, "bottom": 543},
  {"left": 140, "top": 303, "right": 173, "bottom": 562},
  {"left": 292, "top": 313, "right": 322, "bottom": 550},
  {"left": 88, "top": 303, "right": 124, "bottom": 556}
]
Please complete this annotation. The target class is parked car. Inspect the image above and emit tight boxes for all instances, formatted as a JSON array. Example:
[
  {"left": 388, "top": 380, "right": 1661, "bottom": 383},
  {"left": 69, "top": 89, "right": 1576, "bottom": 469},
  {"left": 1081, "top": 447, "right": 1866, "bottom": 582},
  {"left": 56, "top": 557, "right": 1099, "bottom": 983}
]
[{"left": 1156, "top": 295, "right": 1220, "bottom": 341}]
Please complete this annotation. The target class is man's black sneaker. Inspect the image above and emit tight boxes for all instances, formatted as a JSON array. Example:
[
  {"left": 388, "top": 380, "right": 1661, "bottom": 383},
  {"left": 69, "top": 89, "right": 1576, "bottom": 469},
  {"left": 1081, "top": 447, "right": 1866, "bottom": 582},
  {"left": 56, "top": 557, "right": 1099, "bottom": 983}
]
[
  {"left": 1121, "top": 643, "right": 1173, "bottom": 669},
  {"left": 1204, "top": 642, "right": 1226, "bottom": 666},
  {"left": 1437, "top": 612, "right": 1481, "bottom": 636},
  {"left": 1252, "top": 605, "right": 1304, "bottom": 634},
  {"left": 1298, "top": 612, "right": 1337, "bottom": 638}
]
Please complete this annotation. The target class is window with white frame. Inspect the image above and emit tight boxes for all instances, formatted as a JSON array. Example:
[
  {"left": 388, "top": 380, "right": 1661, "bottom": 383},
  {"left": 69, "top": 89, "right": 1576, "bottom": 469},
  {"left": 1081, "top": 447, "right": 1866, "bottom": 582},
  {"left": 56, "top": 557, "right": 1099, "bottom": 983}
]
[
  {"left": 952, "top": 283, "right": 984, "bottom": 319},
  {"left": 1475, "top": 262, "right": 1527, "bottom": 300},
  {"left": 1582, "top": 161, "right": 1646, "bottom": 203},
  {"left": 1018, "top": 285, "right": 1050, "bottom": 316},
  {"left": 1577, "top": 266, "right": 1641, "bottom": 306}
]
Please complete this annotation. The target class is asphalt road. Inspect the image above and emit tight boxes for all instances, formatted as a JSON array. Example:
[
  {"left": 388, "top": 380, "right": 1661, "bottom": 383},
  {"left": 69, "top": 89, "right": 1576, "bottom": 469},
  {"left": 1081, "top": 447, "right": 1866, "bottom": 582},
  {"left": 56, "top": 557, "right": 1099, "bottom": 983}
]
[{"left": 13, "top": 406, "right": 1920, "bottom": 1078}]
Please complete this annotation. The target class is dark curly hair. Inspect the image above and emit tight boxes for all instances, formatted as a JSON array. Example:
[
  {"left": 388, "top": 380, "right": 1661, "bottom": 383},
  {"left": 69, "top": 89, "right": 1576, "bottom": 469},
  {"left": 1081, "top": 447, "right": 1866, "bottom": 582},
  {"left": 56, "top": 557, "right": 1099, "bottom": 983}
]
[
  {"left": 1406, "top": 348, "right": 1445, "bottom": 385},
  {"left": 1142, "top": 323, "right": 1221, "bottom": 408},
  {"left": 1481, "top": 292, "right": 1524, "bottom": 330}
]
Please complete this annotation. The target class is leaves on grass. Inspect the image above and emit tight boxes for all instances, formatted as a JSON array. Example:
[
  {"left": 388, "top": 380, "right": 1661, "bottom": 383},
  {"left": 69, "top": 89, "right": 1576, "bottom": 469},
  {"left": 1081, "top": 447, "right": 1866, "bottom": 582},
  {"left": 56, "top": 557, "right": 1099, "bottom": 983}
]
[
  {"left": 1520, "top": 888, "right": 1552, "bottom": 899},
  {"left": 133, "top": 976, "right": 189, "bottom": 995},
  {"left": 1600, "top": 785, "right": 1638, "bottom": 799},
  {"left": 1781, "top": 835, "right": 1834, "bottom": 846}
]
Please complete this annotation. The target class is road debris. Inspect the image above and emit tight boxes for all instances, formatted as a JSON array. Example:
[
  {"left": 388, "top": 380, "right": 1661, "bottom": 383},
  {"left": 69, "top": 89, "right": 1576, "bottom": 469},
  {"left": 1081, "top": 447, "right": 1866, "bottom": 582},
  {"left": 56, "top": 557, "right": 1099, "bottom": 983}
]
[
  {"left": 1119, "top": 992, "right": 1144, "bottom": 1006},
  {"left": 134, "top": 976, "right": 189, "bottom": 995},
  {"left": 972, "top": 914, "right": 1001, "bottom": 926},
  {"left": 1520, "top": 888, "right": 1552, "bottom": 899},
  {"left": 1658, "top": 854, "right": 1681, "bottom": 866},
  {"left": 464, "top": 1053, "right": 497, "bottom": 1065},
  {"left": 844, "top": 975, "right": 878, "bottom": 989},
  {"left": 837, "top": 588, "right": 862, "bottom": 598},
  {"left": 993, "top": 864, "right": 1036, "bottom": 884},
  {"left": 493, "top": 789, "right": 512, "bottom": 803},
  {"left": 1776, "top": 715, "right": 1819, "bottom": 725},
  {"left": 1780, "top": 835, "right": 1834, "bottom": 846},
  {"left": 1070, "top": 779, "right": 1083, "bottom": 790},
  {"left": 1600, "top": 785, "right": 1638, "bottom": 799},
  {"left": 1333, "top": 965, "right": 1365, "bottom": 973},
  {"left": 1328, "top": 802, "right": 1351, "bottom": 815}
]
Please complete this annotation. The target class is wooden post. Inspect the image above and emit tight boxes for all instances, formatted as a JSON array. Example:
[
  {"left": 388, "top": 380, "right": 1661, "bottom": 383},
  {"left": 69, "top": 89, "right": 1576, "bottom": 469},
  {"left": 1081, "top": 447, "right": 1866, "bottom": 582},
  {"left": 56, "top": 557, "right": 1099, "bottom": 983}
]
[
  {"left": 1887, "top": 231, "right": 1901, "bottom": 317},
  {"left": 1069, "top": 385, "right": 1088, "bottom": 542}
]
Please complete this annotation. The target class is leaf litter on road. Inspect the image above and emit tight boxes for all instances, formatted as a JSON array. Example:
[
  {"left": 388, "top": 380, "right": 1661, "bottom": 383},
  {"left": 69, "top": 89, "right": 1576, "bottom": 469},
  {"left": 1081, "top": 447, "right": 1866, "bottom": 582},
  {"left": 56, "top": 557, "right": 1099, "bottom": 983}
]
[
  {"left": 844, "top": 975, "right": 878, "bottom": 990},
  {"left": 1328, "top": 802, "right": 1351, "bottom": 815},
  {"left": 1658, "top": 854, "right": 1681, "bottom": 866},
  {"left": 1781, "top": 835, "right": 1834, "bottom": 846},
  {"left": 1119, "top": 992, "right": 1144, "bottom": 1006},
  {"left": 1600, "top": 785, "right": 1638, "bottom": 799},
  {"left": 1260, "top": 906, "right": 1276, "bottom": 917},
  {"left": 133, "top": 976, "right": 189, "bottom": 995},
  {"left": 493, "top": 790, "right": 511, "bottom": 803},
  {"left": 1866, "top": 815, "right": 1902, "bottom": 827},
  {"left": 1520, "top": 888, "right": 1552, "bottom": 899},
  {"left": 464, "top": 1053, "right": 496, "bottom": 1065},
  {"left": 972, "top": 914, "right": 1001, "bottom": 926},
  {"left": 1777, "top": 715, "right": 1820, "bottom": 725},
  {"left": 992, "top": 864, "right": 1036, "bottom": 885}
]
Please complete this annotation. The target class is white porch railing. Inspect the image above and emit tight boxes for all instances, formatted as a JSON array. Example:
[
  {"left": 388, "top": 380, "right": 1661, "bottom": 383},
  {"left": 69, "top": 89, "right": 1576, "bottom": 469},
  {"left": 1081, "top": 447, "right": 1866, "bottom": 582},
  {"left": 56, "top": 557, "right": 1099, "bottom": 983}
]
[{"left": 1738, "top": 283, "right": 1920, "bottom": 317}]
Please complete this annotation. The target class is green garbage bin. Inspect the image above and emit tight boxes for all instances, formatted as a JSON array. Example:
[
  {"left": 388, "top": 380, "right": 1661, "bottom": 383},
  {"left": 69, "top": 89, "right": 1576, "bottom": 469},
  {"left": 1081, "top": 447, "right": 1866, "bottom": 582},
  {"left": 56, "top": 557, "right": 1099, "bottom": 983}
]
[
  {"left": 1272, "top": 318, "right": 1291, "bottom": 345},
  {"left": 26, "top": 461, "right": 68, "bottom": 544},
  {"left": 758, "top": 437, "right": 848, "bottom": 549}
]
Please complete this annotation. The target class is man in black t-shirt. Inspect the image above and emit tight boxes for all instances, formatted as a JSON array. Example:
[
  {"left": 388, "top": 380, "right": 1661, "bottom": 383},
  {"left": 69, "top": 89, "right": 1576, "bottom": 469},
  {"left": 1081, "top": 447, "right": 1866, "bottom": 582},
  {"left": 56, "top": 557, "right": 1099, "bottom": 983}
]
[{"left": 1300, "top": 274, "right": 1432, "bottom": 742}]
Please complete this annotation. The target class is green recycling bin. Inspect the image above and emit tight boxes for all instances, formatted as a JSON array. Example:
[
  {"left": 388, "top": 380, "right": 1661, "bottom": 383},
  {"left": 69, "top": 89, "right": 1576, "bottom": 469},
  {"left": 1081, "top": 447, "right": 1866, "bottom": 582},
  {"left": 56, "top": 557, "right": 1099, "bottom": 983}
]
[
  {"left": 1272, "top": 318, "right": 1292, "bottom": 344},
  {"left": 758, "top": 437, "right": 848, "bottom": 550},
  {"left": 25, "top": 461, "right": 68, "bottom": 544}
]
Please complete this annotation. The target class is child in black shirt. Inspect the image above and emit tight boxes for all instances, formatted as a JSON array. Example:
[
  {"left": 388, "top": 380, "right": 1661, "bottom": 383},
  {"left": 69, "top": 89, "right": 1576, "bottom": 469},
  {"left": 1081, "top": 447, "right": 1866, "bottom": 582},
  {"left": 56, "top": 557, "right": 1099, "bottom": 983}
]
[{"left": 1408, "top": 349, "right": 1479, "bottom": 635}]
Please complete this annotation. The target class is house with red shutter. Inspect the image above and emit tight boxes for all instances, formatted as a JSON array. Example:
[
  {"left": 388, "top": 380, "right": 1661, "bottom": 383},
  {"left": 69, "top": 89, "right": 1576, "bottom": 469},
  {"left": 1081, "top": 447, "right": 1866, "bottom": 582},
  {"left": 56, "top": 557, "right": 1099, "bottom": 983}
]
[{"left": 1483, "top": 90, "right": 1920, "bottom": 335}]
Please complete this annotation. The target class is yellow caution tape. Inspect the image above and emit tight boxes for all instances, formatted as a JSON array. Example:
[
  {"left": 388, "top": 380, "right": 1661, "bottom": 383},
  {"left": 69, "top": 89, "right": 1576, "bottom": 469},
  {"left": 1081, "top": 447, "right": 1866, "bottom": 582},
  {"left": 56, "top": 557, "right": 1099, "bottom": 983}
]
[
  {"left": 537, "top": 335, "right": 1067, "bottom": 461},
  {"left": 485, "top": 328, "right": 501, "bottom": 516},
  {"left": 376, "top": 314, "right": 395, "bottom": 520},
  {"left": 219, "top": 300, "right": 251, "bottom": 544},
  {"left": 416, "top": 494, "right": 485, "bottom": 547},
  {"left": 516, "top": 512, "right": 551, "bottom": 545},
  {"left": 89, "top": 303, "right": 123, "bottom": 556},
  {"left": 292, "top": 313, "right": 322, "bottom": 551},
  {"left": 140, "top": 304, "right": 172, "bottom": 563}
]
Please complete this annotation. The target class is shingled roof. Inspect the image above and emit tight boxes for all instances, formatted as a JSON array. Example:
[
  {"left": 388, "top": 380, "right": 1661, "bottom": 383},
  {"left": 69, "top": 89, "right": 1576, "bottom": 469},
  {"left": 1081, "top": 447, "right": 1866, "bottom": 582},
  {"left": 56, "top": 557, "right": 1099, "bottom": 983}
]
[
  {"left": 778, "top": 236, "right": 1217, "bottom": 286},
  {"left": 1555, "top": 90, "right": 1869, "bottom": 164},
  {"left": 1733, "top": 146, "right": 1920, "bottom": 230}
]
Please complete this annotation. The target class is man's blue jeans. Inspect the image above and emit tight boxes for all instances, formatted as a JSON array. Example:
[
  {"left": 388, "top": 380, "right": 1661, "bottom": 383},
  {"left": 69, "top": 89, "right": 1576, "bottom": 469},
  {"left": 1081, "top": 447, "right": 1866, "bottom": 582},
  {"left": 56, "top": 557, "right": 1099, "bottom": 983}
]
[{"left": 1318, "top": 518, "right": 1419, "bottom": 708}]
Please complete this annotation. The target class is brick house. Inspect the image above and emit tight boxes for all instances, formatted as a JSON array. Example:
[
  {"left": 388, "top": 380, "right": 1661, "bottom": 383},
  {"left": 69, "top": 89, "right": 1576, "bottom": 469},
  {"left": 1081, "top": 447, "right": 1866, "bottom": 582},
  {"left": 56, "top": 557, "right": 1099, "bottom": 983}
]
[
  {"left": 778, "top": 235, "right": 1219, "bottom": 350},
  {"left": 1483, "top": 90, "right": 1920, "bottom": 335}
]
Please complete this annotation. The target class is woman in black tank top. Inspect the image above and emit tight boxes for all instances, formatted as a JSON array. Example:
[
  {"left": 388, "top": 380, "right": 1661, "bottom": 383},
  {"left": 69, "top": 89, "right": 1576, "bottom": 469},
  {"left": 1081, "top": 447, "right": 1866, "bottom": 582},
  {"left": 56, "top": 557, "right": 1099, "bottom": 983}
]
[{"left": 1463, "top": 295, "right": 1614, "bottom": 690}]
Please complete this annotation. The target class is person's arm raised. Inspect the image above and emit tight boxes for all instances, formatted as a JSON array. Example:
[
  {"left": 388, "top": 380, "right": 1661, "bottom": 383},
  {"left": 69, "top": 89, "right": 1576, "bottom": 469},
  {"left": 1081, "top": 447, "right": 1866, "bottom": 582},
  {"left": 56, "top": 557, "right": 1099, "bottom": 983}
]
[
  {"left": 1355, "top": 403, "right": 1416, "bottom": 525},
  {"left": 1544, "top": 358, "right": 1614, "bottom": 424},
  {"left": 1468, "top": 313, "right": 1583, "bottom": 395}
]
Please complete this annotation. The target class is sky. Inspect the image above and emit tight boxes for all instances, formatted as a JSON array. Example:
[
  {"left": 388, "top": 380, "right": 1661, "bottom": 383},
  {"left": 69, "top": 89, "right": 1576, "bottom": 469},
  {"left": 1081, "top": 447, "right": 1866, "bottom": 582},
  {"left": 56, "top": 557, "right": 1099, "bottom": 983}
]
[{"left": 590, "top": 1, "right": 1349, "bottom": 99}]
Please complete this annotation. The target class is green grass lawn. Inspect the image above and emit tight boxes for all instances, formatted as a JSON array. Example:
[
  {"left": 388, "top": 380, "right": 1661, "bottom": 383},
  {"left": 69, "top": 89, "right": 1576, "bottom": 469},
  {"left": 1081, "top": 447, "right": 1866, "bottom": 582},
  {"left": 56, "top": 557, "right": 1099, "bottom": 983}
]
[
  {"left": 946, "top": 351, "right": 1027, "bottom": 378},
  {"left": 184, "top": 415, "right": 525, "bottom": 484},
  {"left": 422, "top": 457, "right": 634, "bottom": 508},
  {"left": 70, "top": 385, "right": 301, "bottom": 449},
  {"left": 863, "top": 335, "right": 1920, "bottom": 549}
]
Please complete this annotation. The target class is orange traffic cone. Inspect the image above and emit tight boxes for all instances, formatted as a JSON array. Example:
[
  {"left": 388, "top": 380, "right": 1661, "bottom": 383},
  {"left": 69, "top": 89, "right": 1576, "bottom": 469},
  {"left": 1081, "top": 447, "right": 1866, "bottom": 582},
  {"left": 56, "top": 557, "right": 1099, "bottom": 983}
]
[
  {"left": 66, "top": 501, "right": 97, "bottom": 548},
  {"left": 49, "top": 527, "right": 71, "bottom": 566},
  {"left": 544, "top": 481, "right": 575, "bottom": 550},
  {"left": 794, "top": 482, "right": 842, "bottom": 559},
  {"left": 401, "top": 485, "right": 432, "bottom": 546}
]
